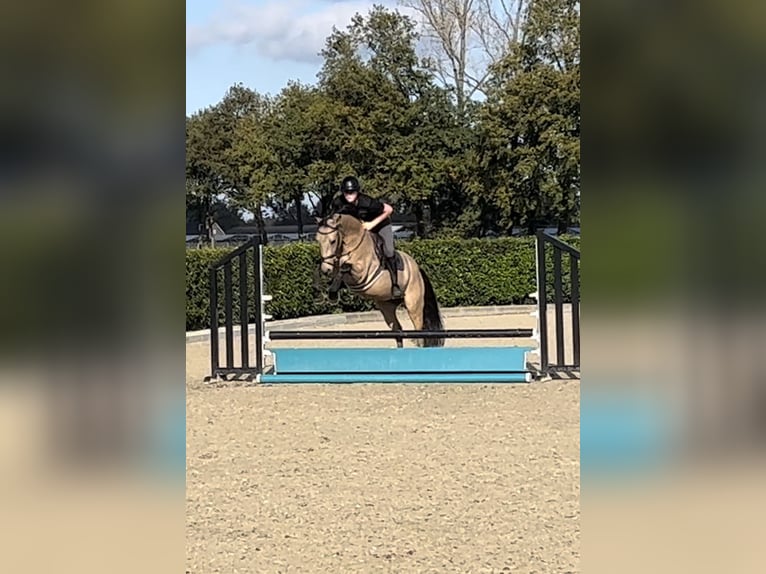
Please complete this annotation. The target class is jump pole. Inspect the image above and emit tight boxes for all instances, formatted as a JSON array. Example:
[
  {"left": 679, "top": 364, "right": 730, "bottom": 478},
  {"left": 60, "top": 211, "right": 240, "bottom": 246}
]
[{"left": 267, "top": 329, "right": 533, "bottom": 340}]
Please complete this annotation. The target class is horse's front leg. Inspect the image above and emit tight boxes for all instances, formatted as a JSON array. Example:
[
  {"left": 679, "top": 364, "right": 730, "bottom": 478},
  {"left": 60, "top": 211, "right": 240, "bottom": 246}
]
[
  {"left": 377, "top": 301, "right": 404, "bottom": 348},
  {"left": 327, "top": 263, "right": 352, "bottom": 300}
]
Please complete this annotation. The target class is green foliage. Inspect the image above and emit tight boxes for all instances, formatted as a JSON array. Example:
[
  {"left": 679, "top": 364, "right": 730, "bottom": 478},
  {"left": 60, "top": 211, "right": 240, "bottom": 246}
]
[
  {"left": 479, "top": 0, "right": 580, "bottom": 234},
  {"left": 403, "top": 238, "right": 534, "bottom": 307},
  {"left": 186, "top": 236, "right": 580, "bottom": 331}
]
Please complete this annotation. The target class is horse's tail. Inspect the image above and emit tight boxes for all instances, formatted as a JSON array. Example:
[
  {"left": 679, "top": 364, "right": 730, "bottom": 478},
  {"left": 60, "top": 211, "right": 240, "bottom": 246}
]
[{"left": 419, "top": 268, "right": 444, "bottom": 347}]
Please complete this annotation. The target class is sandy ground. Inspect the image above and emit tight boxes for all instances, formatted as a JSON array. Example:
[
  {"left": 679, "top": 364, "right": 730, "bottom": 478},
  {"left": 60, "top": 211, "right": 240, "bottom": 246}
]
[{"left": 187, "top": 312, "right": 580, "bottom": 573}]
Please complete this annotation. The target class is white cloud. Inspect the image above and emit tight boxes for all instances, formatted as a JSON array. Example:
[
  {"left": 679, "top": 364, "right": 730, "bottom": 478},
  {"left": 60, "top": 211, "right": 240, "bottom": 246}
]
[{"left": 186, "top": 0, "right": 400, "bottom": 64}]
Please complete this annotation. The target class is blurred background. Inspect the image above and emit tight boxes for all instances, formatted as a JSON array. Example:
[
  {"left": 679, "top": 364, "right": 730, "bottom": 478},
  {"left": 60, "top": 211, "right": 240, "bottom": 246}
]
[
  {"left": 0, "top": 1, "right": 184, "bottom": 572},
  {"left": 584, "top": 0, "right": 766, "bottom": 572}
]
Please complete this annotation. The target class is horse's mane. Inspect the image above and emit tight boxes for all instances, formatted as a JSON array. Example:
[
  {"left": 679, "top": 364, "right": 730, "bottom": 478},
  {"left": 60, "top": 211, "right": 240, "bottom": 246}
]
[
  {"left": 338, "top": 213, "right": 363, "bottom": 232},
  {"left": 321, "top": 213, "right": 363, "bottom": 234}
]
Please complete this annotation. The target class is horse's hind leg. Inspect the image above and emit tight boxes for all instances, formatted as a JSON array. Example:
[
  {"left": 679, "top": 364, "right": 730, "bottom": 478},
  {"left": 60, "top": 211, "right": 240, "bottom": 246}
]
[
  {"left": 403, "top": 274, "right": 426, "bottom": 347},
  {"left": 377, "top": 301, "right": 404, "bottom": 348}
]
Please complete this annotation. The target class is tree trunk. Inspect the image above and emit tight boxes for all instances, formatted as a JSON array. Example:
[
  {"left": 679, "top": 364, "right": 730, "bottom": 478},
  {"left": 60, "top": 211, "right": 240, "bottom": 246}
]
[
  {"left": 505, "top": 208, "right": 517, "bottom": 238},
  {"left": 197, "top": 200, "right": 206, "bottom": 248},
  {"left": 255, "top": 203, "right": 268, "bottom": 245},
  {"left": 207, "top": 214, "right": 215, "bottom": 248},
  {"left": 414, "top": 201, "right": 426, "bottom": 239},
  {"left": 295, "top": 191, "right": 304, "bottom": 238}
]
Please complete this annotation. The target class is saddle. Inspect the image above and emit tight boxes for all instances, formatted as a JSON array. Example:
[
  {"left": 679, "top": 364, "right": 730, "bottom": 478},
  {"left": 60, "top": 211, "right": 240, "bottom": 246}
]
[{"left": 372, "top": 233, "right": 404, "bottom": 270}]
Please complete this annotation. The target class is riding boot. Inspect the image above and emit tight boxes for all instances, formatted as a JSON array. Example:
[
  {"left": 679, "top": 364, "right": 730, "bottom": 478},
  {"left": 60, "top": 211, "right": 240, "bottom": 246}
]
[{"left": 387, "top": 256, "right": 403, "bottom": 298}]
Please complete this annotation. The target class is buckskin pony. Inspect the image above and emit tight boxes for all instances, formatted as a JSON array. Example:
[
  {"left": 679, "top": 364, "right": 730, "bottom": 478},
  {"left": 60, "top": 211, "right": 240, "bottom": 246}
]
[{"left": 316, "top": 213, "right": 444, "bottom": 347}]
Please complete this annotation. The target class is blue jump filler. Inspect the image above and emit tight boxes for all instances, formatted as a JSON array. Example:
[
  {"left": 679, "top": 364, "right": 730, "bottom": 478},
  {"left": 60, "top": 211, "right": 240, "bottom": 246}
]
[{"left": 260, "top": 346, "right": 534, "bottom": 384}]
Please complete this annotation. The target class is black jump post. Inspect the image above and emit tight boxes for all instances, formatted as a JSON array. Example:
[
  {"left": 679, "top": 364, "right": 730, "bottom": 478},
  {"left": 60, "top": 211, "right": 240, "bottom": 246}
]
[
  {"left": 535, "top": 230, "right": 580, "bottom": 377},
  {"left": 208, "top": 237, "right": 264, "bottom": 380}
]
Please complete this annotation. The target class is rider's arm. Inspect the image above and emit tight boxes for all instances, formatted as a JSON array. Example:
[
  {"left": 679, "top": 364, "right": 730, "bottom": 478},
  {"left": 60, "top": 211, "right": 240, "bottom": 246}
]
[{"left": 365, "top": 202, "right": 393, "bottom": 229}]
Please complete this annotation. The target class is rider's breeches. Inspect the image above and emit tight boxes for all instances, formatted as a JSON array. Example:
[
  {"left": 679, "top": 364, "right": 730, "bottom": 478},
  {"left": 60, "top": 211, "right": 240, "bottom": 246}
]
[{"left": 377, "top": 224, "right": 395, "bottom": 258}]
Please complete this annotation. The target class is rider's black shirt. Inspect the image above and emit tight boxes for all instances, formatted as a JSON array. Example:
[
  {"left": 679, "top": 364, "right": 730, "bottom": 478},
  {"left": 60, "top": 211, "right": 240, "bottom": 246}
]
[{"left": 331, "top": 192, "right": 391, "bottom": 233}]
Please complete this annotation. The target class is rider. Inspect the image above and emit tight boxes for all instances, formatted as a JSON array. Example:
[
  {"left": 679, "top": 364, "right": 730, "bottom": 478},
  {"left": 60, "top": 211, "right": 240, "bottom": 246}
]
[{"left": 331, "top": 175, "right": 403, "bottom": 299}]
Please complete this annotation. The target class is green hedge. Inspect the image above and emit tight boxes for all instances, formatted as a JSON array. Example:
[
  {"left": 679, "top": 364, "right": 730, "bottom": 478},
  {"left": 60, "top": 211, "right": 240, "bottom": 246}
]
[{"left": 186, "top": 236, "right": 579, "bottom": 331}]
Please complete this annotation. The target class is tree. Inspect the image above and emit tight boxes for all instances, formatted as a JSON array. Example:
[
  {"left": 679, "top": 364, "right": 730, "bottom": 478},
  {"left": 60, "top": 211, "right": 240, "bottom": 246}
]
[
  {"left": 317, "top": 5, "right": 468, "bottom": 237},
  {"left": 186, "top": 109, "right": 231, "bottom": 246},
  {"left": 474, "top": 0, "right": 528, "bottom": 61},
  {"left": 399, "top": 0, "right": 528, "bottom": 113},
  {"left": 218, "top": 85, "right": 272, "bottom": 243},
  {"left": 237, "top": 82, "right": 319, "bottom": 237},
  {"left": 479, "top": 0, "right": 580, "bottom": 233},
  {"left": 186, "top": 85, "right": 270, "bottom": 245}
]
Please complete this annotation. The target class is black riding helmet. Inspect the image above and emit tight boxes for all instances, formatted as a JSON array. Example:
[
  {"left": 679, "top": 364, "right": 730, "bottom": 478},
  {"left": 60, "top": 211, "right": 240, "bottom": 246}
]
[{"left": 341, "top": 176, "right": 360, "bottom": 194}]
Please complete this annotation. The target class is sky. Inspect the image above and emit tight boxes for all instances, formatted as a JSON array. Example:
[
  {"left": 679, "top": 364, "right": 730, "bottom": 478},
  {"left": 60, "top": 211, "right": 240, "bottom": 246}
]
[{"left": 186, "top": 0, "right": 403, "bottom": 115}]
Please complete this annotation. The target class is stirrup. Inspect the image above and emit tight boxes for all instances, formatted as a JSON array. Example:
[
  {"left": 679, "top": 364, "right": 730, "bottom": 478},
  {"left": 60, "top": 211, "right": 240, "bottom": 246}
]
[{"left": 391, "top": 284, "right": 403, "bottom": 298}]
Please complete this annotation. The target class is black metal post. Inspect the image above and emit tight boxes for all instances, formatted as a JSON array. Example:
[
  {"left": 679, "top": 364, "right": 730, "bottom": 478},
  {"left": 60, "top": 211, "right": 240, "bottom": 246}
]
[
  {"left": 224, "top": 262, "right": 234, "bottom": 368},
  {"left": 209, "top": 267, "right": 219, "bottom": 378},
  {"left": 553, "top": 248, "right": 565, "bottom": 366},
  {"left": 239, "top": 252, "right": 249, "bottom": 369},
  {"left": 253, "top": 240, "right": 264, "bottom": 375},
  {"left": 536, "top": 232, "right": 549, "bottom": 375},
  {"left": 570, "top": 255, "right": 580, "bottom": 368}
]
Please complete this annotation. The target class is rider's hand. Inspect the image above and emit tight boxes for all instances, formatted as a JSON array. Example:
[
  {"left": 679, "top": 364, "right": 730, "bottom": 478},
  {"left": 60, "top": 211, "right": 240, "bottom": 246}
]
[{"left": 362, "top": 221, "right": 374, "bottom": 231}]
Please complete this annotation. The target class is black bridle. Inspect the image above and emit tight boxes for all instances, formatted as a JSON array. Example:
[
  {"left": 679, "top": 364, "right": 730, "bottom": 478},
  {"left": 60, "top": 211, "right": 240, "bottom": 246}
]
[
  {"left": 316, "top": 217, "right": 368, "bottom": 293},
  {"left": 317, "top": 218, "right": 367, "bottom": 267}
]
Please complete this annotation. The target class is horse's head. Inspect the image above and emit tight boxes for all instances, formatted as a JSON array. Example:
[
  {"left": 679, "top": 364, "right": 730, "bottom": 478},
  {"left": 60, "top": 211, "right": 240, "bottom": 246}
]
[
  {"left": 315, "top": 214, "right": 343, "bottom": 274},
  {"left": 316, "top": 213, "right": 366, "bottom": 276}
]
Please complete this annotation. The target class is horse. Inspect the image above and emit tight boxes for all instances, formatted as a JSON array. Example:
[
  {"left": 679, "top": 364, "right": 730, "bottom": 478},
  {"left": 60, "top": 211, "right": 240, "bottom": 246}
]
[{"left": 315, "top": 213, "right": 444, "bottom": 347}]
